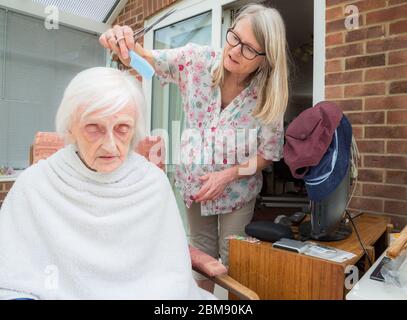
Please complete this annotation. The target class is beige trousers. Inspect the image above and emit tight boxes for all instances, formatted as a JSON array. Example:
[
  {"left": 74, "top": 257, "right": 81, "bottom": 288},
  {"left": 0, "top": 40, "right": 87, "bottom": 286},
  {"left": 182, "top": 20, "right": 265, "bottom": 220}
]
[{"left": 186, "top": 199, "right": 256, "bottom": 280}]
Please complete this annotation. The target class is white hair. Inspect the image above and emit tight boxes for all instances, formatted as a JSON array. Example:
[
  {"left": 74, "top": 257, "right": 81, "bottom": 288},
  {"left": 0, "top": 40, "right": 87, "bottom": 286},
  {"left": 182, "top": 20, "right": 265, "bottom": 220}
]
[{"left": 55, "top": 67, "right": 146, "bottom": 149}]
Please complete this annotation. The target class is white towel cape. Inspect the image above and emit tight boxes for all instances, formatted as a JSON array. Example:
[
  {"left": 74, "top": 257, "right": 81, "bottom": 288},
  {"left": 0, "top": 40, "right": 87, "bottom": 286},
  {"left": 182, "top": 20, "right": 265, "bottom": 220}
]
[{"left": 0, "top": 144, "right": 215, "bottom": 300}]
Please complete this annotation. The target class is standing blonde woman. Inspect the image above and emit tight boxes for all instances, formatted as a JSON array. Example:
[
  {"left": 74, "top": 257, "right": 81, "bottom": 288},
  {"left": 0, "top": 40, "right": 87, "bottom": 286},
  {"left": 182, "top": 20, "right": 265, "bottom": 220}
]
[{"left": 100, "top": 3, "right": 289, "bottom": 293}]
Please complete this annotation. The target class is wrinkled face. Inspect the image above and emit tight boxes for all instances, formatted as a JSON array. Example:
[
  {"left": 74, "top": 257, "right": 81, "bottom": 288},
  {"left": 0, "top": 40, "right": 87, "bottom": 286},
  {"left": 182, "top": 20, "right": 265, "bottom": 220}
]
[
  {"left": 70, "top": 105, "right": 136, "bottom": 173},
  {"left": 223, "top": 17, "right": 265, "bottom": 77}
]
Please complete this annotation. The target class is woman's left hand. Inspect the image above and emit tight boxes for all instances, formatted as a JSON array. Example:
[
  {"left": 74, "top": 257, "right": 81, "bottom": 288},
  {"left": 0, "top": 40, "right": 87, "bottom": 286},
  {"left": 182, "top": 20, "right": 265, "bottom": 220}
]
[{"left": 193, "top": 170, "right": 235, "bottom": 203}]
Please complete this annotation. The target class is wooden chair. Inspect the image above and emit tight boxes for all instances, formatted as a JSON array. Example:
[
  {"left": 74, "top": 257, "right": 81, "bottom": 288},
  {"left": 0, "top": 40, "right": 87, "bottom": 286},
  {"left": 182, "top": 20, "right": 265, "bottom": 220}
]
[{"left": 30, "top": 132, "right": 259, "bottom": 300}]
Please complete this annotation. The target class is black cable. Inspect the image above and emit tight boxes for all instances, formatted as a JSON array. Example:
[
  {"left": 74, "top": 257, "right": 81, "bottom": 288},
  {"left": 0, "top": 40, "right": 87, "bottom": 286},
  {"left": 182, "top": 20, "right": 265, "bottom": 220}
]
[{"left": 345, "top": 210, "right": 372, "bottom": 267}]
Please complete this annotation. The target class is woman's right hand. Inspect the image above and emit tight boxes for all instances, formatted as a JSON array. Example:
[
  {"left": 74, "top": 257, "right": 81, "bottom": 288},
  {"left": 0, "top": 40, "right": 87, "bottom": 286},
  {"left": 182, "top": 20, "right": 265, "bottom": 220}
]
[{"left": 99, "top": 25, "right": 143, "bottom": 67}]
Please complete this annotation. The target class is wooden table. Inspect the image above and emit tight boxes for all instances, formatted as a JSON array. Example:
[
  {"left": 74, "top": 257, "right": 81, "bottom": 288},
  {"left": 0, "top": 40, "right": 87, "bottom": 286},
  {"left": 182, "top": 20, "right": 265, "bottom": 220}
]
[{"left": 228, "top": 214, "right": 391, "bottom": 300}]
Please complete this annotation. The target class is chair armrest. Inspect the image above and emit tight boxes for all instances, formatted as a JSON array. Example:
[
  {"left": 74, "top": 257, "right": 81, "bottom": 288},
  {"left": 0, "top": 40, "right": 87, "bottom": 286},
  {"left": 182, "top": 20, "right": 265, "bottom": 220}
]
[
  {"left": 188, "top": 245, "right": 260, "bottom": 300},
  {"left": 210, "top": 274, "right": 260, "bottom": 300},
  {"left": 189, "top": 245, "right": 227, "bottom": 277}
]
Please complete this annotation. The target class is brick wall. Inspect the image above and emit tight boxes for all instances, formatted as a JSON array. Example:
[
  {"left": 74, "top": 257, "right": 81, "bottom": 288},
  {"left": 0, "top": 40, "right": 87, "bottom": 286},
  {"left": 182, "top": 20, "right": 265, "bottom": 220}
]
[
  {"left": 113, "top": 0, "right": 177, "bottom": 31},
  {"left": 325, "top": 0, "right": 407, "bottom": 229},
  {"left": 0, "top": 181, "right": 14, "bottom": 209}
]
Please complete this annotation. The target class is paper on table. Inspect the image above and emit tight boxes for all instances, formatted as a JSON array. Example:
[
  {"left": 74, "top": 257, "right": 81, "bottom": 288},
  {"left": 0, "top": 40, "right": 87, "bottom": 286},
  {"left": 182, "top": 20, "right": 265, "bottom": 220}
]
[{"left": 303, "top": 241, "right": 357, "bottom": 263}]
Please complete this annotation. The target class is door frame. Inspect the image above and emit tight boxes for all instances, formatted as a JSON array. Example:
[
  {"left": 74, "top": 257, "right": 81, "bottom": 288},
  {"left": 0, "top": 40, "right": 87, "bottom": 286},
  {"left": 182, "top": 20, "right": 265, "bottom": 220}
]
[{"left": 313, "top": 0, "right": 325, "bottom": 105}]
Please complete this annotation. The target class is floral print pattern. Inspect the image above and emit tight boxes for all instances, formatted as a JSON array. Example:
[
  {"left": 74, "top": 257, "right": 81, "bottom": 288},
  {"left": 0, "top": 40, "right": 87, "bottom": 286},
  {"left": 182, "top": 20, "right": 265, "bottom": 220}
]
[{"left": 152, "top": 43, "right": 284, "bottom": 216}]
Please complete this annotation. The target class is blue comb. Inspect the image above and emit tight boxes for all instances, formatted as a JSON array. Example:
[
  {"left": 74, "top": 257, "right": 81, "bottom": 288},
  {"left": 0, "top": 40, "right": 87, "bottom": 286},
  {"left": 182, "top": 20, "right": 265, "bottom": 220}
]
[{"left": 129, "top": 50, "right": 155, "bottom": 79}]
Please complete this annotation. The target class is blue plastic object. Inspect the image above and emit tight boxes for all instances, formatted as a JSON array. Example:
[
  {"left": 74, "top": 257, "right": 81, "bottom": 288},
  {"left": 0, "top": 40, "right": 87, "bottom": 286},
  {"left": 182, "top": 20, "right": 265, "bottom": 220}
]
[{"left": 129, "top": 50, "right": 155, "bottom": 79}]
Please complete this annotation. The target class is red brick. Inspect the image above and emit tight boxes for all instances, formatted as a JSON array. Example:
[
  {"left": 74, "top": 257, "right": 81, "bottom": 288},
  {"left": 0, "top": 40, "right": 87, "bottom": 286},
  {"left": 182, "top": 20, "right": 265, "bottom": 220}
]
[
  {"left": 326, "top": 59, "right": 344, "bottom": 73},
  {"left": 345, "top": 26, "right": 385, "bottom": 43},
  {"left": 130, "top": 6, "right": 143, "bottom": 17},
  {"left": 345, "top": 54, "right": 385, "bottom": 70},
  {"left": 326, "top": 6, "right": 343, "bottom": 21},
  {"left": 389, "top": 0, "right": 407, "bottom": 6},
  {"left": 357, "top": 169, "right": 384, "bottom": 182},
  {"left": 355, "top": 140, "right": 385, "bottom": 153},
  {"left": 0, "top": 192, "right": 7, "bottom": 201},
  {"left": 326, "top": 43, "right": 364, "bottom": 59},
  {"left": 346, "top": 111, "right": 385, "bottom": 125},
  {"left": 363, "top": 183, "right": 407, "bottom": 200},
  {"left": 325, "top": 86, "right": 344, "bottom": 99},
  {"left": 366, "top": 35, "right": 407, "bottom": 53},
  {"left": 344, "top": 83, "right": 386, "bottom": 97},
  {"left": 365, "top": 95, "right": 407, "bottom": 110},
  {"left": 326, "top": 32, "right": 344, "bottom": 46},
  {"left": 386, "top": 170, "right": 407, "bottom": 184},
  {"left": 390, "top": 81, "right": 407, "bottom": 94},
  {"left": 326, "top": 0, "right": 353, "bottom": 8},
  {"left": 329, "top": 99, "right": 363, "bottom": 111},
  {"left": 349, "top": 0, "right": 387, "bottom": 12},
  {"left": 366, "top": 4, "right": 407, "bottom": 25},
  {"left": 326, "top": 15, "right": 364, "bottom": 34},
  {"left": 325, "top": 70, "right": 363, "bottom": 85},
  {"left": 365, "top": 126, "right": 407, "bottom": 139},
  {"left": 387, "top": 141, "right": 407, "bottom": 153},
  {"left": 118, "top": 12, "right": 130, "bottom": 23},
  {"left": 388, "top": 110, "right": 407, "bottom": 124},
  {"left": 4, "top": 182, "right": 13, "bottom": 191},
  {"left": 384, "top": 200, "right": 407, "bottom": 215},
  {"left": 388, "top": 50, "right": 407, "bottom": 65},
  {"left": 390, "top": 20, "right": 407, "bottom": 35},
  {"left": 352, "top": 125, "right": 364, "bottom": 138},
  {"left": 349, "top": 196, "right": 384, "bottom": 212},
  {"left": 365, "top": 65, "right": 407, "bottom": 81},
  {"left": 364, "top": 155, "right": 407, "bottom": 170}
]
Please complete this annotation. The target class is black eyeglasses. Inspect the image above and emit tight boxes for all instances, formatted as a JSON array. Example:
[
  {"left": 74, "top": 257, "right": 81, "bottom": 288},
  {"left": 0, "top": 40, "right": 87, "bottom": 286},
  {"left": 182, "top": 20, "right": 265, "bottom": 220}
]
[{"left": 225, "top": 29, "right": 266, "bottom": 60}]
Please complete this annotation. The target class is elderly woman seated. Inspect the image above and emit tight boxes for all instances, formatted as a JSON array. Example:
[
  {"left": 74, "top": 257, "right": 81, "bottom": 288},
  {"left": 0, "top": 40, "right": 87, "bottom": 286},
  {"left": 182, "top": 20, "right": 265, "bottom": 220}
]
[{"left": 0, "top": 67, "right": 215, "bottom": 300}]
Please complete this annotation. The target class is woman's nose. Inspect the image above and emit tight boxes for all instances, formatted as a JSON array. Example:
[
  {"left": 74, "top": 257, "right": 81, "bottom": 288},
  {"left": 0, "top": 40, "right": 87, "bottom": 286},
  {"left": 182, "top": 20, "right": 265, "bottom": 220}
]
[
  {"left": 230, "top": 44, "right": 242, "bottom": 57},
  {"left": 101, "top": 132, "right": 117, "bottom": 152}
]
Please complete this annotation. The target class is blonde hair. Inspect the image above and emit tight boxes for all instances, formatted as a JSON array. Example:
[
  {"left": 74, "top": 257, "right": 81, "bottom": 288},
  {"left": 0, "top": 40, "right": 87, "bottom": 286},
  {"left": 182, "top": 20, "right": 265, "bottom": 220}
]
[
  {"left": 212, "top": 4, "right": 289, "bottom": 125},
  {"left": 55, "top": 67, "right": 146, "bottom": 149}
]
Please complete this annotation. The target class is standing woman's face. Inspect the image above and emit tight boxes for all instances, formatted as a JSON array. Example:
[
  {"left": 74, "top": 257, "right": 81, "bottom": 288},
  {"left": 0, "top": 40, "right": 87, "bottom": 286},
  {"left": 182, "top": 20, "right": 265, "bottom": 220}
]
[{"left": 223, "top": 17, "right": 265, "bottom": 77}]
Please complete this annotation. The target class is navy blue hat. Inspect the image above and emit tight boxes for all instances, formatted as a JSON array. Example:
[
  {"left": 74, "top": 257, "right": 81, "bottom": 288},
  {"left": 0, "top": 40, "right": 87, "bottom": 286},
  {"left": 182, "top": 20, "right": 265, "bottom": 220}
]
[{"left": 303, "top": 115, "right": 352, "bottom": 201}]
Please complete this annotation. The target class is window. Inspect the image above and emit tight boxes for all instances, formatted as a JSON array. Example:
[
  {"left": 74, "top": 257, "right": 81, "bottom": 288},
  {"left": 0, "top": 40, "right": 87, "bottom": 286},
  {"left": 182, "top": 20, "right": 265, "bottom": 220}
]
[{"left": 0, "top": 8, "right": 106, "bottom": 169}]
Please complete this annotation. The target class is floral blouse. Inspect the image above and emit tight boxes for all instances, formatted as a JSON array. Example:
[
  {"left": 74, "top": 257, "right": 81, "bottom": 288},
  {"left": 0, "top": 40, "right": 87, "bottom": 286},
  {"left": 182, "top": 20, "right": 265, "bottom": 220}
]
[{"left": 151, "top": 43, "right": 284, "bottom": 216}]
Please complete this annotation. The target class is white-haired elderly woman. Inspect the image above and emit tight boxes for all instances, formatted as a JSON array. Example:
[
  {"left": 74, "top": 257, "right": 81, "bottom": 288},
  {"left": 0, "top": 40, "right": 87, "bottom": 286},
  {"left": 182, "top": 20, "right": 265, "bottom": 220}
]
[
  {"left": 100, "top": 4, "right": 289, "bottom": 292},
  {"left": 0, "top": 67, "right": 215, "bottom": 300}
]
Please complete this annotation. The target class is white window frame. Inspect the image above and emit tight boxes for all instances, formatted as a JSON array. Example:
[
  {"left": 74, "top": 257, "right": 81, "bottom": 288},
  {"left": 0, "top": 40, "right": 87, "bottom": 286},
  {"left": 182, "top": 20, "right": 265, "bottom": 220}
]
[{"left": 313, "top": 0, "right": 325, "bottom": 105}]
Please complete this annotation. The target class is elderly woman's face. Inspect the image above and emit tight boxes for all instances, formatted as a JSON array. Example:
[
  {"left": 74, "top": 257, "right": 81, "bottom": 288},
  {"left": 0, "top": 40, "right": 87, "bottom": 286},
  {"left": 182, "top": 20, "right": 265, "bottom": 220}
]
[
  {"left": 224, "top": 17, "right": 265, "bottom": 76},
  {"left": 70, "top": 105, "right": 136, "bottom": 173}
]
